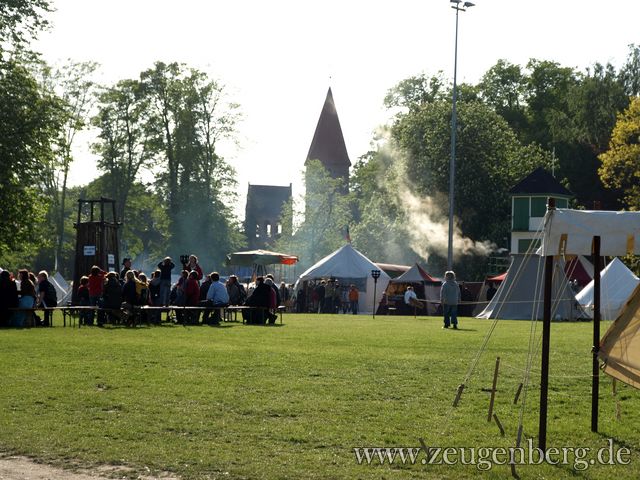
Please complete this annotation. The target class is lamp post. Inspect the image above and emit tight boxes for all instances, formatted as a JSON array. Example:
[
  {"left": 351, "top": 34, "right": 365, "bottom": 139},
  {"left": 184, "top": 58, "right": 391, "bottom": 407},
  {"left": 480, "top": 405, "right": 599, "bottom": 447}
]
[
  {"left": 371, "top": 269, "right": 381, "bottom": 318},
  {"left": 447, "top": 0, "right": 474, "bottom": 271}
]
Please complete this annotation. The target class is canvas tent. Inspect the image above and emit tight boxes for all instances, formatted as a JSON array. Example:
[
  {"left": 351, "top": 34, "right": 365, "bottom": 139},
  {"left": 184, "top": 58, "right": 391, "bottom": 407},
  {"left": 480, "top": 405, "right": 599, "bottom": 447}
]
[
  {"left": 598, "top": 283, "right": 640, "bottom": 389},
  {"left": 576, "top": 257, "right": 640, "bottom": 321},
  {"left": 387, "top": 263, "right": 441, "bottom": 315},
  {"left": 50, "top": 272, "right": 72, "bottom": 306},
  {"left": 564, "top": 255, "right": 594, "bottom": 287},
  {"left": 296, "top": 244, "right": 390, "bottom": 314},
  {"left": 472, "top": 272, "right": 508, "bottom": 316},
  {"left": 476, "top": 253, "right": 588, "bottom": 320}
]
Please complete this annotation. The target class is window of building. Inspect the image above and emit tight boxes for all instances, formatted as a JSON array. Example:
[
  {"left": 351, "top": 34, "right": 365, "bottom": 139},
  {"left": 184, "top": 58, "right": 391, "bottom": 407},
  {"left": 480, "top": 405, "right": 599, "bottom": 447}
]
[
  {"left": 518, "top": 238, "right": 541, "bottom": 253},
  {"left": 531, "top": 197, "right": 547, "bottom": 217},
  {"left": 513, "top": 197, "right": 529, "bottom": 230}
]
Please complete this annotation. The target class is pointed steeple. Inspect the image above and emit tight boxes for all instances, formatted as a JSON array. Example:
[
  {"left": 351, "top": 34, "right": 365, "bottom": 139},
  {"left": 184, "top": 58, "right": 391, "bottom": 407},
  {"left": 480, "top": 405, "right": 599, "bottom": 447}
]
[{"left": 306, "top": 88, "right": 351, "bottom": 181}]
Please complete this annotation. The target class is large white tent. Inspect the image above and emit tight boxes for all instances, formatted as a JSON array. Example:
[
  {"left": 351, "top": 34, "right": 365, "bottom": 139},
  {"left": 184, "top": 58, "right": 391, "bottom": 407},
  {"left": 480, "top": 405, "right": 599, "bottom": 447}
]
[
  {"left": 476, "top": 253, "right": 588, "bottom": 320},
  {"left": 576, "top": 257, "right": 640, "bottom": 321},
  {"left": 296, "top": 244, "right": 390, "bottom": 314}
]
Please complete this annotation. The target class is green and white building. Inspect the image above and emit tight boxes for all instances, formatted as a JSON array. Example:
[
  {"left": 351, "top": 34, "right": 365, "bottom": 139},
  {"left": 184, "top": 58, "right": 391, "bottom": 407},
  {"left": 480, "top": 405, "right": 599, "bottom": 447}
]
[{"left": 509, "top": 167, "right": 573, "bottom": 254}]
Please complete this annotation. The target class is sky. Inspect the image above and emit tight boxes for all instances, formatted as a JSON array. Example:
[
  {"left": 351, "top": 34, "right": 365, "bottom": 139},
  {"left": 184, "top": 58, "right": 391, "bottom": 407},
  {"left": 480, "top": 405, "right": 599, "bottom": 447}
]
[{"left": 35, "top": 0, "right": 640, "bottom": 218}]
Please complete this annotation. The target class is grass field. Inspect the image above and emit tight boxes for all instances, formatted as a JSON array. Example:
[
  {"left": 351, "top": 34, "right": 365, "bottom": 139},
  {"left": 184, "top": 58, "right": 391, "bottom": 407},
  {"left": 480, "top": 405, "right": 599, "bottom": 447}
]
[{"left": 1, "top": 313, "right": 639, "bottom": 479}]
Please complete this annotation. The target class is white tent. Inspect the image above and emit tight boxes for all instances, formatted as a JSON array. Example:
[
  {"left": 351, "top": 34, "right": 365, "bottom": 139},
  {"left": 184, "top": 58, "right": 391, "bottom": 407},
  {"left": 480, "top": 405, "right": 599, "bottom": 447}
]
[
  {"left": 576, "top": 258, "right": 640, "bottom": 321},
  {"left": 476, "top": 253, "right": 588, "bottom": 320},
  {"left": 50, "top": 272, "right": 71, "bottom": 306},
  {"left": 541, "top": 209, "right": 640, "bottom": 256},
  {"left": 296, "top": 244, "right": 390, "bottom": 314},
  {"left": 599, "top": 283, "right": 640, "bottom": 388}
]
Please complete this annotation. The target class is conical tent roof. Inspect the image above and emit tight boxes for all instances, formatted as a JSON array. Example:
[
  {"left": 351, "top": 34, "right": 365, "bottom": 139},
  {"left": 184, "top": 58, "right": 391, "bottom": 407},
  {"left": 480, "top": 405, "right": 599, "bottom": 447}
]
[
  {"left": 299, "top": 244, "right": 389, "bottom": 281},
  {"left": 599, "top": 283, "right": 640, "bottom": 389},
  {"left": 576, "top": 257, "right": 640, "bottom": 320},
  {"left": 392, "top": 263, "right": 439, "bottom": 283},
  {"left": 476, "top": 254, "right": 588, "bottom": 320},
  {"left": 297, "top": 244, "right": 390, "bottom": 314}
]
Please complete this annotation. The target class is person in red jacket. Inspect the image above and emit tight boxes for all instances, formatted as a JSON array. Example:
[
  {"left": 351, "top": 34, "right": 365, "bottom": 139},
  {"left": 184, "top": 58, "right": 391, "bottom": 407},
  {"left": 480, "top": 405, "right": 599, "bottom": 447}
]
[
  {"left": 87, "top": 265, "right": 106, "bottom": 325},
  {"left": 183, "top": 255, "right": 203, "bottom": 281}
]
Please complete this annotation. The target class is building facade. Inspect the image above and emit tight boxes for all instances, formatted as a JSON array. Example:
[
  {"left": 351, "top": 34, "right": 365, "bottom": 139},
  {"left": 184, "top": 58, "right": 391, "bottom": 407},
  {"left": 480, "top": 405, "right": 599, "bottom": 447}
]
[
  {"left": 244, "top": 183, "right": 292, "bottom": 250},
  {"left": 509, "top": 168, "right": 573, "bottom": 253}
]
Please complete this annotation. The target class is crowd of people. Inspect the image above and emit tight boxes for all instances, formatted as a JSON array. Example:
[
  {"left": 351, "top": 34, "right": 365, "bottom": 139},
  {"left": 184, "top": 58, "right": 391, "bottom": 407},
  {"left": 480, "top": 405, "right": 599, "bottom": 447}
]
[
  {"left": 0, "top": 269, "right": 57, "bottom": 328},
  {"left": 296, "top": 280, "right": 360, "bottom": 314},
  {"left": 1, "top": 258, "right": 493, "bottom": 330},
  {"left": 0, "top": 252, "right": 300, "bottom": 328},
  {"left": 72, "top": 255, "right": 289, "bottom": 326}
]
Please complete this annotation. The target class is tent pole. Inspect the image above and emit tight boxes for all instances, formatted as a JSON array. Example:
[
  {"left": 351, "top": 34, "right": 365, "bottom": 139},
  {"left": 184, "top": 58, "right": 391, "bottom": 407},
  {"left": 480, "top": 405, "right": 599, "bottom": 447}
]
[
  {"left": 538, "top": 253, "right": 554, "bottom": 450},
  {"left": 539, "top": 197, "right": 555, "bottom": 451},
  {"left": 591, "top": 236, "right": 601, "bottom": 432}
]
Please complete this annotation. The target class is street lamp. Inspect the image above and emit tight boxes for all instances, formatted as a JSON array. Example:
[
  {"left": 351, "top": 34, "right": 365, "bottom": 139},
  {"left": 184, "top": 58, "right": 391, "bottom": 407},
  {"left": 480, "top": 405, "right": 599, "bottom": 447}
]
[
  {"left": 371, "top": 269, "right": 381, "bottom": 318},
  {"left": 447, "top": 0, "right": 474, "bottom": 271}
]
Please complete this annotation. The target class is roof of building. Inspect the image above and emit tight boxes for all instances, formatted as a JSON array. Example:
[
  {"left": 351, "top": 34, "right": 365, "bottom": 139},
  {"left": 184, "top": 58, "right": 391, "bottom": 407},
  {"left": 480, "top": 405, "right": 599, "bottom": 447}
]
[
  {"left": 509, "top": 167, "right": 573, "bottom": 196},
  {"left": 306, "top": 87, "right": 351, "bottom": 168}
]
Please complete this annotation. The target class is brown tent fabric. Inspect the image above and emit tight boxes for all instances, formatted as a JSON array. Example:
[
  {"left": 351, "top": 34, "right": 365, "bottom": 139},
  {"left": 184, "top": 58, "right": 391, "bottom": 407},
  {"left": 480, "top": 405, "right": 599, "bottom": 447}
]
[{"left": 599, "top": 283, "right": 640, "bottom": 389}]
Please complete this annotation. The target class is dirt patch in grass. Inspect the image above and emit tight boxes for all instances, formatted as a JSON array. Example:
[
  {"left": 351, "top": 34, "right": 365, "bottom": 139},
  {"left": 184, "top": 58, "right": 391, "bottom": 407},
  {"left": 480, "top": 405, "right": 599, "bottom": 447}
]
[{"left": 0, "top": 455, "right": 179, "bottom": 480}]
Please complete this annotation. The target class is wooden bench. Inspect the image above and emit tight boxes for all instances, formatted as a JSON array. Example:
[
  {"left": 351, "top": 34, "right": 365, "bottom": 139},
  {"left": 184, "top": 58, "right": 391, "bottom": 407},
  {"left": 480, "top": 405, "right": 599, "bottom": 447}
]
[
  {"left": 225, "top": 305, "right": 285, "bottom": 324},
  {"left": 7, "top": 306, "right": 58, "bottom": 327}
]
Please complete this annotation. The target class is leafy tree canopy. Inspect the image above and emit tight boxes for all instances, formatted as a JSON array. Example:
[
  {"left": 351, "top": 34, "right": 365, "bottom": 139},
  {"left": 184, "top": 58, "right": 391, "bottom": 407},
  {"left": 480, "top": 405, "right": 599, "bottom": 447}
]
[{"left": 599, "top": 96, "right": 640, "bottom": 210}]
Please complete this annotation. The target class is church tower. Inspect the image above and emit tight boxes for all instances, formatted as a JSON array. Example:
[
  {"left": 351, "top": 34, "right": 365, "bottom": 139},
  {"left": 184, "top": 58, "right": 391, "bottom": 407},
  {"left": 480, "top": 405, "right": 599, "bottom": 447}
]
[{"left": 305, "top": 87, "right": 351, "bottom": 191}]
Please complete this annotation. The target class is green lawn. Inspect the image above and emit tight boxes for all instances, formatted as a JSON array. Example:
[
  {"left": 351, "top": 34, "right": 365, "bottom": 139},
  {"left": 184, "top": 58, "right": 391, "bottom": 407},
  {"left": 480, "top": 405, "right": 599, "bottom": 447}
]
[{"left": 1, "top": 313, "right": 639, "bottom": 479}]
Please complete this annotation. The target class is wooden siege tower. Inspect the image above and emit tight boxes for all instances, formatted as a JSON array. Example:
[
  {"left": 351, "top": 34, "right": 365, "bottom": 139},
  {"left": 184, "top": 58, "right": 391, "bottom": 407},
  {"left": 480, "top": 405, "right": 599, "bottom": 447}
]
[{"left": 72, "top": 198, "right": 120, "bottom": 303}]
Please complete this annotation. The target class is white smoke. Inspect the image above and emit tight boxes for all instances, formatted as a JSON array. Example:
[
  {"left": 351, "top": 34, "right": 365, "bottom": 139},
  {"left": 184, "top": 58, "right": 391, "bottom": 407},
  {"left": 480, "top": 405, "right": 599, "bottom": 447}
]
[
  {"left": 372, "top": 132, "right": 496, "bottom": 262},
  {"left": 398, "top": 187, "right": 495, "bottom": 262}
]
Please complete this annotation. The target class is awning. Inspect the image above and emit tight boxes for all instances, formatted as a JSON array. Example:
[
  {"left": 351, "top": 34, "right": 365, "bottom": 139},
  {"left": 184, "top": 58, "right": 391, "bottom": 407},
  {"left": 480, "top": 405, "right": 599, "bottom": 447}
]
[{"left": 226, "top": 249, "right": 298, "bottom": 266}]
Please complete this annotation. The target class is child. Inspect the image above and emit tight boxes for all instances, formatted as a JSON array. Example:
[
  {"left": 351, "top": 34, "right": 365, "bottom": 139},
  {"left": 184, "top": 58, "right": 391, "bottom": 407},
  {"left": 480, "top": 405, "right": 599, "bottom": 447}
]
[{"left": 77, "top": 276, "right": 91, "bottom": 325}]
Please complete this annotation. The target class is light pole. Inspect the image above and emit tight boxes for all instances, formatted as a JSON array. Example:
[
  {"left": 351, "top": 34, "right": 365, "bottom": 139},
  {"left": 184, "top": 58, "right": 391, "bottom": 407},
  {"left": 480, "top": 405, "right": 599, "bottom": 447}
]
[
  {"left": 371, "top": 269, "right": 381, "bottom": 318},
  {"left": 447, "top": 0, "right": 474, "bottom": 271}
]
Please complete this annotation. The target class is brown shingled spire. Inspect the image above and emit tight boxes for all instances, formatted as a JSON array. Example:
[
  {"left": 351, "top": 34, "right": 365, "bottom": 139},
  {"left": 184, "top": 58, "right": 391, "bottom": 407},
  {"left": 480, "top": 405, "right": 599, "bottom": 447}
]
[{"left": 305, "top": 87, "right": 351, "bottom": 182}]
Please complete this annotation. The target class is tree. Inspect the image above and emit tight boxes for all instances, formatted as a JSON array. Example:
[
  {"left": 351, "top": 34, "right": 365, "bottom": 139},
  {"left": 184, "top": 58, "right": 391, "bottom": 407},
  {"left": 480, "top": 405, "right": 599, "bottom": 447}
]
[
  {"left": 599, "top": 96, "right": 640, "bottom": 210},
  {"left": 523, "top": 59, "right": 579, "bottom": 148},
  {"left": 620, "top": 44, "right": 640, "bottom": 97},
  {"left": 0, "top": 58, "right": 64, "bottom": 266},
  {"left": 477, "top": 58, "right": 628, "bottom": 209},
  {"left": 39, "top": 60, "right": 99, "bottom": 272},
  {"left": 139, "top": 61, "right": 243, "bottom": 265},
  {"left": 349, "top": 148, "right": 413, "bottom": 264},
  {"left": 0, "top": 0, "right": 51, "bottom": 53},
  {"left": 478, "top": 59, "right": 529, "bottom": 136},
  {"left": 274, "top": 160, "right": 352, "bottom": 269},
  {"left": 394, "top": 99, "right": 551, "bottom": 239},
  {"left": 387, "top": 94, "right": 553, "bottom": 278},
  {"left": 384, "top": 72, "right": 447, "bottom": 111},
  {"left": 92, "top": 78, "right": 152, "bottom": 224}
]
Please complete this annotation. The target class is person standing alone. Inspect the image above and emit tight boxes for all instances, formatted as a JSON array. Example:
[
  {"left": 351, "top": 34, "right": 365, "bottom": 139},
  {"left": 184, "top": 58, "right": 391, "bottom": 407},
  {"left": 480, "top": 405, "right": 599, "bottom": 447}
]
[{"left": 440, "top": 271, "right": 460, "bottom": 329}]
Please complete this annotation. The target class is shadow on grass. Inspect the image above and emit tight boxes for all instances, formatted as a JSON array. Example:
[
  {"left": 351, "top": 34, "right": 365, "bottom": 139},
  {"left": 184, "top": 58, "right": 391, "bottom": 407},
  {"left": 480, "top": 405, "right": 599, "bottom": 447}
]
[
  {"left": 87, "top": 322, "right": 240, "bottom": 330},
  {"left": 242, "top": 323, "right": 285, "bottom": 328}
]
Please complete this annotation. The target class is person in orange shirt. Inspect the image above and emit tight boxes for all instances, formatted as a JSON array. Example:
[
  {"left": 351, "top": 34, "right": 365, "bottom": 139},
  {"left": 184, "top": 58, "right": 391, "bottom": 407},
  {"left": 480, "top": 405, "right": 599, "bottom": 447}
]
[{"left": 348, "top": 284, "right": 359, "bottom": 315}]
